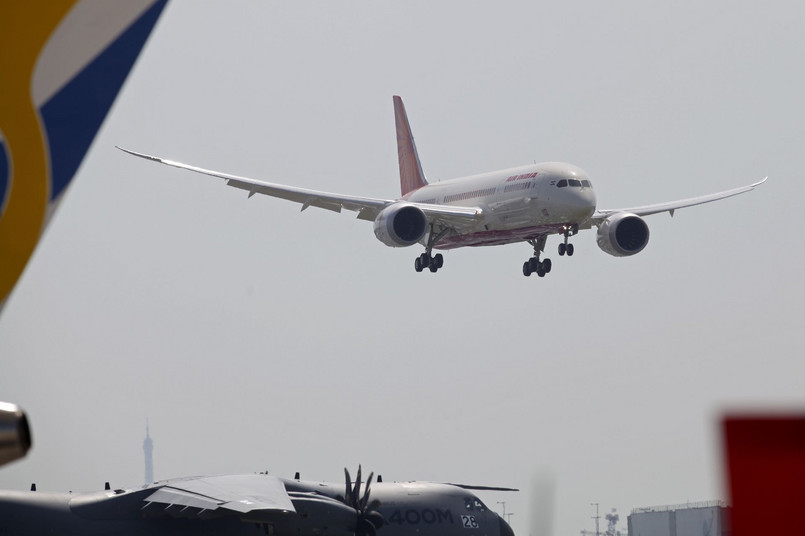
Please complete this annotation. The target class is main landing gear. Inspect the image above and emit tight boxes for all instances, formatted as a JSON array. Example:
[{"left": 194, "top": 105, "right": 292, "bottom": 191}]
[
  {"left": 414, "top": 224, "right": 449, "bottom": 274},
  {"left": 522, "top": 256, "right": 551, "bottom": 277},
  {"left": 523, "top": 227, "right": 579, "bottom": 278},
  {"left": 415, "top": 252, "right": 444, "bottom": 273},
  {"left": 523, "top": 236, "right": 551, "bottom": 277}
]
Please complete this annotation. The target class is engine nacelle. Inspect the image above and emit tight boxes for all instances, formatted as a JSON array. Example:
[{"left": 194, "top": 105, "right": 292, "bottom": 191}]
[
  {"left": 596, "top": 212, "right": 650, "bottom": 257},
  {"left": 0, "top": 402, "right": 31, "bottom": 467},
  {"left": 373, "top": 203, "right": 427, "bottom": 247}
]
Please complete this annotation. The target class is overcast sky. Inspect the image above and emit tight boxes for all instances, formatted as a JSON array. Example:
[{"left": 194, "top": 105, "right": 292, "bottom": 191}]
[{"left": 1, "top": 1, "right": 803, "bottom": 535}]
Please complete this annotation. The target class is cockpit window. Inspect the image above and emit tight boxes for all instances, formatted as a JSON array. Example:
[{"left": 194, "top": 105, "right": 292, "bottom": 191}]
[
  {"left": 557, "top": 178, "right": 592, "bottom": 188},
  {"left": 463, "top": 498, "right": 487, "bottom": 512}
]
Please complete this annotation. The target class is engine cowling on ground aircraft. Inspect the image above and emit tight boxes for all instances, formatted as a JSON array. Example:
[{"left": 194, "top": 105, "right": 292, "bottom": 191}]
[
  {"left": 596, "top": 212, "right": 650, "bottom": 257},
  {"left": 0, "top": 402, "right": 31, "bottom": 468},
  {"left": 373, "top": 203, "right": 428, "bottom": 247}
]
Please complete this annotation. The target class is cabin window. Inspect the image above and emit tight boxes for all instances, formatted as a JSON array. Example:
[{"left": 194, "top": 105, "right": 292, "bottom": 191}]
[
  {"left": 569, "top": 179, "right": 581, "bottom": 187},
  {"left": 504, "top": 181, "right": 531, "bottom": 193},
  {"left": 582, "top": 179, "right": 591, "bottom": 187},
  {"left": 556, "top": 179, "right": 568, "bottom": 188}
]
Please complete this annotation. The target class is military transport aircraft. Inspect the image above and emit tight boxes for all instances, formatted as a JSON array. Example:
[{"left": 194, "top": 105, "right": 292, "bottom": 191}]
[
  {"left": 0, "top": 466, "right": 517, "bottom": 536},
  {"left": 119, "top": 96, "right": 765, "bottom": 279}
]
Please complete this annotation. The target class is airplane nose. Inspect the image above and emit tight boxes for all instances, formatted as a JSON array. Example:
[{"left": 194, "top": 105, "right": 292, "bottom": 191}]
[
  {"left": 498, "top": 514, "right": 515, "bottom": 536},
  {"left": 563, "top": 189, "right": 596, "bottom": 220},
  {"left": 575, "top": 187, "right": 596, "bottom": 206}
]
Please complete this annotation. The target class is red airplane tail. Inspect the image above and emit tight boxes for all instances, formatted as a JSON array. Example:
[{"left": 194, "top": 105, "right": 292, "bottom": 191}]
[{"left": 393, "top": 96, "right": 428, "bottom": 197}]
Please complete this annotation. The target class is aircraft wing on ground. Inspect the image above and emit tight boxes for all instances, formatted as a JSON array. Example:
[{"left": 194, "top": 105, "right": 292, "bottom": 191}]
[
  {"left": 117, "top": 147, "right": 483, "bottom": 227},
  {"left": 590, "top": 177, "right": 767, "bottom": 223},
  {"left": 142, "top": 474, "right": 296, "bottom": 517}
]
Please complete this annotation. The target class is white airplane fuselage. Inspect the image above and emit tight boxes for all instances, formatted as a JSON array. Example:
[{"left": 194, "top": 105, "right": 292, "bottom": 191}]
[{"left": 405, "top": 162, "right": 596, "bottom": 249}]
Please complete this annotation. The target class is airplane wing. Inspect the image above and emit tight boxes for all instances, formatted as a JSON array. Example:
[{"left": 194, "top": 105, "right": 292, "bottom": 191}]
[
  {"left": 442, "top": 483, "right": 519, "bottom": 491},
  {"left": 142, "top": 474, "right": 296, "bottom": 519},
  {"left": 117, "top": 147, "right": 483, "bottom": 227},
  {"left": 591, "top": 177, "right": 767, "bottom": 223},
  {"left": 117, "top": 146, "right": 393, "bottom": 221}
]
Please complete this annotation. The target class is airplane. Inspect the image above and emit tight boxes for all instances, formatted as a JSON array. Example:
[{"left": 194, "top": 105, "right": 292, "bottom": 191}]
[
  {"left": 0, "top": 0, "right": 169, "bottom": 465},
  {"left": 0, "top": 466, "right": 517, "bottom": 536},
  {"left": 119, "top": 96, "right": 765, "bottom": 278}
]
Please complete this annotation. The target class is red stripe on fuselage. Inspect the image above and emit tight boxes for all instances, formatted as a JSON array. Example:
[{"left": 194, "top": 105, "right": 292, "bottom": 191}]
[{"left": 435, "top": 223, "right": 566, "bottom": 249}]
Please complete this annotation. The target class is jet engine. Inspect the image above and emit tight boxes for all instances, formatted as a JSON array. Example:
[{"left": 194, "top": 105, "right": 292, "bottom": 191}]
[
  {"left": 0, "top": 402, "right": 31, "bottom": 467},
  {"left": 596, "top": 212, "right": 650, "bottom": 256},
  {"left": 373, "top": 203, "right": 427, "bottom": 247}
]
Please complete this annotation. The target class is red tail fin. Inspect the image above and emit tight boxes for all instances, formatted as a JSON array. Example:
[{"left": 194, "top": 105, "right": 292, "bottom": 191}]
[
  {"left": 393, "top": 96, "right": 428, "bottom": 196},
  {"left": 724, "top": 415, "right": 805, "bottom": 535}
]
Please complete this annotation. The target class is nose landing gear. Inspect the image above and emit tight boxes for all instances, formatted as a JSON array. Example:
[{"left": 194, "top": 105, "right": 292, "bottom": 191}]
[{"left": 558, "top": 224, "right": 578, "bottom": 256}]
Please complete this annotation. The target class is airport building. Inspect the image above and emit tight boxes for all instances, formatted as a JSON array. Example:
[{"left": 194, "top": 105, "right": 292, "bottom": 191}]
[{"left": 627, "top": 501, "right": 730, "bottom": 536}]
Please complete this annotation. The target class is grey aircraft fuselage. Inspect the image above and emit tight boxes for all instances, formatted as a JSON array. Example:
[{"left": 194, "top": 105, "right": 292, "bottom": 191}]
[{"left": 0, "top": 475, "right": 516, "bottom": 536}]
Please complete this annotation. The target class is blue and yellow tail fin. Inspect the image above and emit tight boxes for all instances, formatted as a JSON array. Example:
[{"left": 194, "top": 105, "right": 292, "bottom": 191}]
[{"left": 0, "top": 0, "right": 168, "bottom": 311}]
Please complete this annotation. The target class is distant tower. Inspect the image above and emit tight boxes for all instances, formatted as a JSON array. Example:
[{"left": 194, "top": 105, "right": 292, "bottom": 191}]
[{"left": 143, "top": 421, "right": 154, "bottom": 485}]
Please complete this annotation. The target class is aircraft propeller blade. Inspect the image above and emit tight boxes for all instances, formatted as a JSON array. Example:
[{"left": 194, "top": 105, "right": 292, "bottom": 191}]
[
  {"left": 343, "top": 467, "right": 351, "bottom": 504},
  {"left": 360, "top": 472, "right": 374, "bottom": 511},
  {"left": 341, "top": 466, "right": 385, "bottom": 536},
  {"left": 353, "top": 466, "right": 362, "bottom": 507}
]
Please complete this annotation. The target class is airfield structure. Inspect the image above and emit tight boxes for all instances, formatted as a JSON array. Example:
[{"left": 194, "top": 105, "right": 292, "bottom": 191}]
[
  {"left": 627, "top": 501, "right": 729, "bottom": 536},
  {"left": 581, "top": 505, "right": 625, "bottom": 536}
]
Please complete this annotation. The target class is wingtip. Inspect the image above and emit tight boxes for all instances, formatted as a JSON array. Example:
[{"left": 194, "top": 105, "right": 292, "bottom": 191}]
[{"left": 116, "top": 146, "right": 162, "bottom": 163}]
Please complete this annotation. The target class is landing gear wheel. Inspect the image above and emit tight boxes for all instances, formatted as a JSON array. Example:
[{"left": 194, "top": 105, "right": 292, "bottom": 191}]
[
  {"left": 558, "top": 243, "right": 566, "bottom": 256},
  {"left": 566, "top": 243, "right": 574, "bottom": 256},
  {"left": 525, "top": 236, "right": 550, "bottom": 279},
  {"left": 415, "top": 251, "right": 443, "bottom": 273}
]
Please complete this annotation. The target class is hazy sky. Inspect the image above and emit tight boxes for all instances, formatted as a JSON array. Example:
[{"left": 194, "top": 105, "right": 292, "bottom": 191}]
[{"left": 1, "top": 1, "right": 803, "bottom": 535}]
